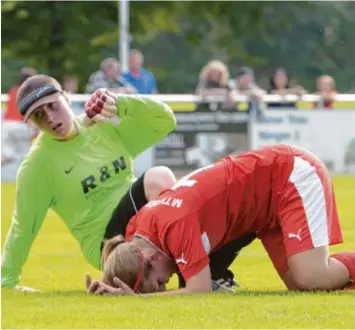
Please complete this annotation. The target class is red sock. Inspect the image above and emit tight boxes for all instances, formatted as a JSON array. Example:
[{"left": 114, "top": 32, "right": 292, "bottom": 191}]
[{"left": 331, "top": 252, "right": 355, "bottom": 288}]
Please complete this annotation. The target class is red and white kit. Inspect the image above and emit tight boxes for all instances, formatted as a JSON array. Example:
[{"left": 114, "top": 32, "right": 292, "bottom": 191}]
[{"left": 126, "top": 145, "right": 343, "bottom": 281}]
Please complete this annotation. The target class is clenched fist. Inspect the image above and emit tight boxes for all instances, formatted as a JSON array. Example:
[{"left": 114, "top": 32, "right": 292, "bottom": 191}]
[{"left": 84, "top": 89, "right": 118, "bottom": 123}]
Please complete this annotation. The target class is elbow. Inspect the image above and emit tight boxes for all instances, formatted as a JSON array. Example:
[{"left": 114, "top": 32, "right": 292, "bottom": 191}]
[
  {"left": 163, "top": 104, "right": 177, "bottom": 132},
  {"left": 185, "top": 282, "right": 212, "bottom": 294},
  {"left": 170, "top": 114, "right": 177, "bottom": 131}
]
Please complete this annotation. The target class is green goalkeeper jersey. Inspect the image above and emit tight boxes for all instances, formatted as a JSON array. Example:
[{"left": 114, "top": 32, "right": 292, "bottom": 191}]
[{"left": 1, "top": 95, "right": 176, "bottom": 288}]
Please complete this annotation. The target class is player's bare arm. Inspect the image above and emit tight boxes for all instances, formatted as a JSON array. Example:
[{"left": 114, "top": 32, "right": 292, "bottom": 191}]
[{"left": 86, "top": 265, "right": 212, "bottom": 296}]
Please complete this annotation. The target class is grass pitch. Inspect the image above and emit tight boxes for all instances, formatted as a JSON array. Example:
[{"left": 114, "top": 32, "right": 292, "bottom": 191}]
[{"left": 1, "top": 176, "right": 355, "bottom": 329}]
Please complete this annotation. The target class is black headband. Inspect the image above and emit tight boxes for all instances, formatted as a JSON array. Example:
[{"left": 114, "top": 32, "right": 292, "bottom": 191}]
[{"left": 19, "top": 84, "right": 60, "bottom": 116}]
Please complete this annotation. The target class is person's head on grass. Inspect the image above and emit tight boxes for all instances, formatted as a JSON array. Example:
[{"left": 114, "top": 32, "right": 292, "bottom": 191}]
[
  {"left": 102, "top": 235, "right": 176, "bottom": 293},
  {"left": 16, "top": 74, "right": 78, "bottom": 141}
]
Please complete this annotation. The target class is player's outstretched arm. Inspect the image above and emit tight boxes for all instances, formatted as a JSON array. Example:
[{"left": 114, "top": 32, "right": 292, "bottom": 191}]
[
  {"left": 115, "top": 94, "right": 177, "bottom": 157},
  {"left": 84, "top": 89, "right": 177, "bottom": 158},
  {"left": 86, "top": 265, "right": 212, "bottom": 296},
  {"left": 145, "top": 265, "right": 213, "bottom": 296},
  {"left": 1, "top": 155, "right": 52, "bottom": 289}
]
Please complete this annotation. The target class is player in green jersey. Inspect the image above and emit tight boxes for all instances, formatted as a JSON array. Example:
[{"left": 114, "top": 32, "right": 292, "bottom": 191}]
[
  {"left": 1, "top": 74, "right": 177, "bottom": 291},
  {"left": 1, "top": 75, "right": 256, "bottom": 292}
]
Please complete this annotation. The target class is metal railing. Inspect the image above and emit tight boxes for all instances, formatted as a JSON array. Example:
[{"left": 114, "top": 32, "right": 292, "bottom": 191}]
[{"left": 2, "top": 93, "right": 355, "bottom": 103}]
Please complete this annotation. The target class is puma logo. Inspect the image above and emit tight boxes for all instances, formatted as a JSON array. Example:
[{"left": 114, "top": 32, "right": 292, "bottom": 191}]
[
  {"left": 175, "top": 253, "right": 187, "bottom": 265},
  {"left": 288, "top": 229, "right": 302, "bottom": 241}
]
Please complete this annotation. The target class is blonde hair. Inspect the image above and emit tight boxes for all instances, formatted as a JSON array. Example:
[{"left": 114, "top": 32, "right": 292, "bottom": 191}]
[
  {"left": 101, "top": 235, "right": 150, "bottom": 292},
  {"left": 199, "top": 60, "right": 230, "bottom": 86}
]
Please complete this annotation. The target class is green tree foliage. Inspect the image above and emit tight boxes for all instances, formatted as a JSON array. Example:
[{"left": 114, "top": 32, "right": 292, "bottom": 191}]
[
  {"left": 1, "top": 1, "right": 354, "bottom": 93},
  {"left": 241, "top": 2, "right": 355, "bottom": 92},
  {"left": 1, "top": 1, "right": 118, "bottom": 90}
]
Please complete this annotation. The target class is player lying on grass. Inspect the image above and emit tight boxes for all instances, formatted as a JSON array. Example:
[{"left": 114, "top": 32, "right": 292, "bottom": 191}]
[
  {"left": 1, "top": 76, "right": 255, "bottom": 292},
  {"left": 1, "top": 75, "right": 177, "bottom": 291},
  {"left": 86, "top": 144, "right": 355, "bottom": 295}
]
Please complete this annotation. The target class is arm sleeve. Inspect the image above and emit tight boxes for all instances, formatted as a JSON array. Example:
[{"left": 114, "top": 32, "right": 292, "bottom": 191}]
[
  {"left": 115, "top": 94, "right": 177, "bottom": 158},
  {"left": 163, "top": 215, "right": 210, "bottom": 281},
  {"left": 1, "top": 158, "right": 52, "bottom": 288}
]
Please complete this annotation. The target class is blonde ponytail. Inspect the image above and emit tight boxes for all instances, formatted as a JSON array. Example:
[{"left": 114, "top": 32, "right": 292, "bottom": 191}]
[
  {"left": 101, "top": 235, "right": 126, "bottom": 264},
  {"left": 101, "top": 235, "right": 150, "bottom": 292}
]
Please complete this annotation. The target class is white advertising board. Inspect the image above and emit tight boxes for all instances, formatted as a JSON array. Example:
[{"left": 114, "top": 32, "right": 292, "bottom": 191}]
[{"left": 250, "top": 110, "right": 355, "bottom": 173}]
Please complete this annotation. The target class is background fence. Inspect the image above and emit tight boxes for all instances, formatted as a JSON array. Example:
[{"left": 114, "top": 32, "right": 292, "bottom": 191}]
[{"left": 2, "top": 94, "right": 355, "bottom": 181}]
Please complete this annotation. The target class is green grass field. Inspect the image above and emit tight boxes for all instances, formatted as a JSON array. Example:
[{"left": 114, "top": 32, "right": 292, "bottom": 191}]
[{"left": 1, "top": 176, "right": 355, "bottom": 329}]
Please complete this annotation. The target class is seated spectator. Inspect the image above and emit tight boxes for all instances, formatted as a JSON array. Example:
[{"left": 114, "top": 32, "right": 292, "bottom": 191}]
[
  {"left": 2, "top": 67, "right": 37, "bottom": 165},
  {"left": 85, "top": 58, "right": 136, "bottom": 94},
  {"left": 313, "top": 75, "right": 337, "bottom": 109},
  {"left": 224, "top": 67, "right": 266, "bottom": 111},
  {"left": 195, "top": 60, "right": 230, "bottom": 96},
  {"left": 267, "top": 68, "right": 306, "bottom": 108},
  {"left": 122, "top": 49, "right": 157, "bottom": 94}
]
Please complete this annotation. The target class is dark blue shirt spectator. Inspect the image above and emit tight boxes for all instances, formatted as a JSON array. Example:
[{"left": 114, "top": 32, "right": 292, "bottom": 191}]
[{"left": 122, "top": 49, "right": 157, "bottom": 94}]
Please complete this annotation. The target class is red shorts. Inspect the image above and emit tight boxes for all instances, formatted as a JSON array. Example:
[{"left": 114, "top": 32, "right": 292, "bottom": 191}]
[{"left": 258, "top": 151, "right": 343, "bottom": 276}]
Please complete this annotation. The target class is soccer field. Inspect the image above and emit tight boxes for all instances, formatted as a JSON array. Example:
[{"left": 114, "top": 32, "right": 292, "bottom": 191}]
[{"left": 1, "top": 176, "right": 355, "bottom": 329}]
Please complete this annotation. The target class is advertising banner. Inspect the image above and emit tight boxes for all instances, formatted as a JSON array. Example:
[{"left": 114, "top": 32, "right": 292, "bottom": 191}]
[
  {"left": 154, "top": 106, "right": 249, "bottom": 173},
  {"left": 250, "top": 110, "right": 355, "bottom": 173}
]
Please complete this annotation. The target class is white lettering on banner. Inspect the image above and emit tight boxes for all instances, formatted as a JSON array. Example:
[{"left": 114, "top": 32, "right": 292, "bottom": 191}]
[
  {"left": 251, "top": 110, "right": 355, "bottom": 173},
  {"left": 146, "top": 197, "right": 184, "bottom": 209},
  {"left": 175, "top": 112, "right": 249, "bottom": 124},
  {"left": 260, "top": 115, "right": 284, "bottom": 124},
  {"left": 260, "top": 113, "right": 308, "bottom": 125},
  {"left": 259, "top": 131, "right": 293, "bottom": 142},
  {"left": 289, "top": 114, "right": 308, "bottom": 124}
]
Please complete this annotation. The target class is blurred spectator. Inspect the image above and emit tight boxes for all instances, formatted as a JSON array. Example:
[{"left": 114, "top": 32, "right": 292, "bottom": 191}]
[
  {"left": 228, "top": 67, "right": 266, "bottom": 99},
  {"left": 224, "top": 67, "right": 266, "bottom": 111},
  {"left": 122, "top": 49, "right": 157, "bottom": 94},
  {"left": 313, "top": 75, "right": 337, "bottom": 109},
  {"left": 267, "top": 68, "right": 306, "bottom": 108},
  {"left": 62, "top": 75, "right": 79, "bottom": 93},
  {"left": 62, "top": 75, "right": 83, "bottom": 115},
  {"left": 85, "top": 57, "right": 136, "bottom": 94},
  {"left": 195, "top": 60, "right": 229, "bottom": 96},
  {"left": 2, "top": 67, "right": 37, "bottom": 165},
  {"left": 268, "top": 68, "right": 306, "bottom": 96},
  {"left": 3, "top": 67, "right": 36, "bottom": 122}
]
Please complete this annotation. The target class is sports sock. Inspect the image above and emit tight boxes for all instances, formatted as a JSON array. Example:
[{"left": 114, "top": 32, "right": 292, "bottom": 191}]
[{"left": 331, "top": 252, "right": 355, "bottom": 289}]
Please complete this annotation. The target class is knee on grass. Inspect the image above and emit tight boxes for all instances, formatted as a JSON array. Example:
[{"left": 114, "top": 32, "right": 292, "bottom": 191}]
[
  {"left": 289, "top": 257, "right": 350, "bottom": 291},
  {"left": 291, "top": 271, "right": 327, "bottom": 290},
  {"left": 144, "top": 166, "right": 176, "bottom": 201}
]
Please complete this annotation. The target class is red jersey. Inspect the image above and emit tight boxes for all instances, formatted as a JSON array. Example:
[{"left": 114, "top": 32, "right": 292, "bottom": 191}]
[
  {"left": 4, "top": 85, "right": 23, "bottom": 121},
  {"left": 126, "top": 145, "right": 318, "bottom": 280}
]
